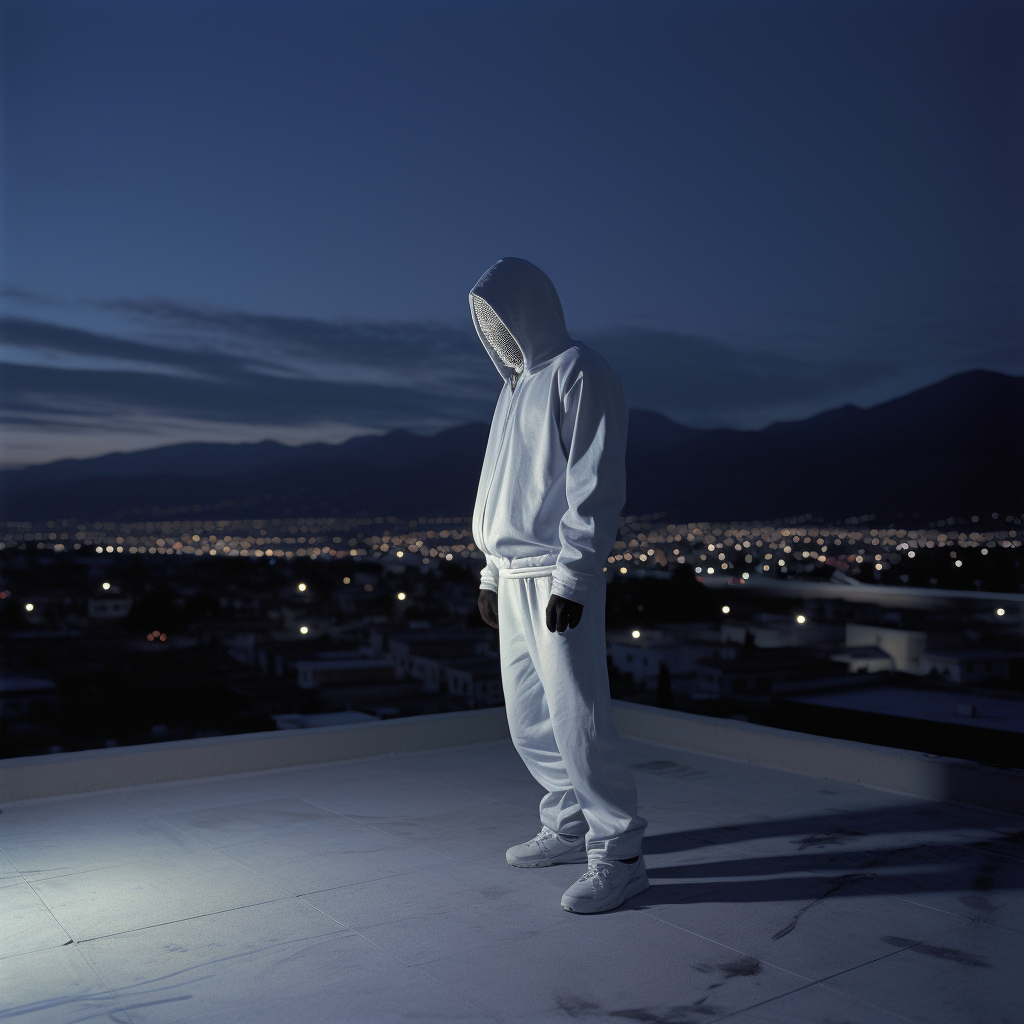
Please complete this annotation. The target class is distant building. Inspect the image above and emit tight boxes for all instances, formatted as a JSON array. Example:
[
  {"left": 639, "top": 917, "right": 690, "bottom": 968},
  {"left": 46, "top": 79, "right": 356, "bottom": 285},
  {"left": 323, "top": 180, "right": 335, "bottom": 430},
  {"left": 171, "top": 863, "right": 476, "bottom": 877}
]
[
  {"left": 255, "top": 640, "right": 363, "bottom": 678},
  {"left": 87, "top": 595, "right": 133, "bottom": 620},
  {"left": 607, "top": 628, "right": 719, "bottom": 688},
  {"left": 442, "top": 657, "right": 503, "bottom": 708},
  {"left": 294, "top": 658, "right": 395, "bottom": 690},
  {"left": 830, "top": 647, "right": 895, "bottom": 674},
  {"left": 224, "top": 630, "right": 258, "bottom": 666},
  {"left": 194, "top": 623, "right": 260, "bottom": 664},
  {"left": 721, "top": 614, "right": 843, "bottom": 650},
  {"left": 386, "top": 631, "right": 494, "bottom": 694},
  {"left": 290, "top": 653, "right": 421, "bottom": 713},
  {"left": 693, "top": 648, "right": 844, "bottom": 701},
  {"left": 919, "top": 650, "right": 1024, "bottom": 686},
  {"left": 0, "top": 675, "right": 58, "bottom": 722},
  {"left": 844, "top": 623, "right": 927, "bottom": 674}
]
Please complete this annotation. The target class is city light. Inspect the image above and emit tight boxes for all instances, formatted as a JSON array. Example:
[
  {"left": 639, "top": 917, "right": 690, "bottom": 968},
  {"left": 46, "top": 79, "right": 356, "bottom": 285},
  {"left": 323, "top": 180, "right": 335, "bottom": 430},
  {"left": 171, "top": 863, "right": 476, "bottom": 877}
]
[
  {"left": 996, "top": 608, "right": 1005, "bottom": 616},
  {"left": 102, "top": 582, "right": 111, "bottom": 590},
  {"left": 397, "top": 592, "right": 407, "bottom": 601},
  {"left": 299, "top": 626, "right": 309, "bottom": 634},
  {"left": 721, "top": 605, "right": 730, "bottom": 614},
  {"left": 631, "top": 630, "right": 641, "bottom": 638},
  {"left": 25, "top": 603, "right": 34, "bottom": 611},
  {"left": 796, "top": 615, "right": 806, "bottom": 624},
  {"left": 297, "top": 583, "right": 307, "bottom": 591},
  {"left": 6, "top": 515, "right": 1019, "bottom": 595}
]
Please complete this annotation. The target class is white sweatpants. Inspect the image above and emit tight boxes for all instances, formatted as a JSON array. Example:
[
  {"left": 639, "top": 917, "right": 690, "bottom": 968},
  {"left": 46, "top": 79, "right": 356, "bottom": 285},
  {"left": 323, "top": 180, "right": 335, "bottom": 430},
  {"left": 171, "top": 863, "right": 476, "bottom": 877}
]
[{"left": 497, "top": 566, "right": 647, "bottom": 860}]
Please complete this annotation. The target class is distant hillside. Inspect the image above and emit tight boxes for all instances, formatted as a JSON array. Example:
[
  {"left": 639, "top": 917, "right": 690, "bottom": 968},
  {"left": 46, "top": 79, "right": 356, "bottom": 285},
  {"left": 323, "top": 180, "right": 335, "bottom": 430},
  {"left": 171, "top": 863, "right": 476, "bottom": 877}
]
[
  {"left": 625, "top": 369, "right": 1023, "bottom": 521},
  {"left": 1, "top": 370, "right": 1021, "bottom": 523}
]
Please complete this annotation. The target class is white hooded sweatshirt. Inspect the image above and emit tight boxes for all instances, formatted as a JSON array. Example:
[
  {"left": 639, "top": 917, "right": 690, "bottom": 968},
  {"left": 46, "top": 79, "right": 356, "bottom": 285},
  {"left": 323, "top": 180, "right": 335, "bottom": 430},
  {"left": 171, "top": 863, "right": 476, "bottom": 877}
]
[{"left": 469, "top": 257, "right": 628, "bottom": 606}]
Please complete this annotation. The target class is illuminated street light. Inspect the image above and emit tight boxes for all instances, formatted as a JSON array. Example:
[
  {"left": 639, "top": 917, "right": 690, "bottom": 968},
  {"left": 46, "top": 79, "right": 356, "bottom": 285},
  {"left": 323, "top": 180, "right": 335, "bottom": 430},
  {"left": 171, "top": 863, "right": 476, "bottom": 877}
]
[
  {"left": 25, "top": 603, "right": 34, "bottom": 612},
  {"left": 631, "top": 630, "right": 641, "bottom": 639},
  {"left": 996, "top": 608, "right": 1006, "bottom": 616},
  {"left": 721, "top": 605, "right": 730, "bottom": 614},
  {"left": 299, "top": 626, "right": 309, "bottom": 635},
  {"left": 102, "top": 582, "right": 111, "bottom": 591},
  {"left": 796, "top": 615, "right": 806, "bottom": 624},
  {"left": 297, "top": 583, "right": 307, "bottom": 592},
  {"left": 397, "top": 592, "right": 407, "bottom": 601}
]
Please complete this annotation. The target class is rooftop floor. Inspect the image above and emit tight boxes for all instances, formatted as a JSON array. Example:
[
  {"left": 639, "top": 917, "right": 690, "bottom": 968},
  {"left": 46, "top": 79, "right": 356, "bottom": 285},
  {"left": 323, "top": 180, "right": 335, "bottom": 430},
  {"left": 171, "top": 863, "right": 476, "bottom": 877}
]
[{"left": 2, "top": 735, "right": 1022, "bottom": 1023}]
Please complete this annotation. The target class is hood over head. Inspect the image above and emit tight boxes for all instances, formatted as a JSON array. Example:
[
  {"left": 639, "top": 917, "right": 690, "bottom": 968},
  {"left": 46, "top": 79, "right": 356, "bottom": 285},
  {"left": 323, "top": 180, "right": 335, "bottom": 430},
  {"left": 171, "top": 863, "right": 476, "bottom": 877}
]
[{"left": 469, "top": 257, "right": 574, "bottom": 381}]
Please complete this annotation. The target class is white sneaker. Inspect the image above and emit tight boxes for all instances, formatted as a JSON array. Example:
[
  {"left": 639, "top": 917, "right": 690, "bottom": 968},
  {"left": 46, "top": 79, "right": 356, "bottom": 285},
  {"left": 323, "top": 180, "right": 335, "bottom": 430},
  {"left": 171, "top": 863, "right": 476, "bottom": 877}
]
[
  {"left": 506, "top": 825, "right": 587, "bottom": 867},
  {"left": 561, "top": 855, "right": 649, "bottom": 913}
]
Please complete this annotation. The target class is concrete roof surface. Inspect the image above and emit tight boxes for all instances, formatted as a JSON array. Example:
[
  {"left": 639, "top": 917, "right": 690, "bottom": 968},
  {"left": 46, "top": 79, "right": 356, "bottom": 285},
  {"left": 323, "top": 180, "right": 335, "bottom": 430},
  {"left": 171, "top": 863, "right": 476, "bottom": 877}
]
[{"left": 2, "top": 736, "right": 1021, "bottom": 1023}]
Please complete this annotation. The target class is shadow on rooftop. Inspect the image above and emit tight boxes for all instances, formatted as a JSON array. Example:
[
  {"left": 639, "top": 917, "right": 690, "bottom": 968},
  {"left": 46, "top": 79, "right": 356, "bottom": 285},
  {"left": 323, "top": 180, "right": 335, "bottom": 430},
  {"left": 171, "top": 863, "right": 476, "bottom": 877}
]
[{"left": 632, "top": 804, "right": 1024, "bottom": 908}]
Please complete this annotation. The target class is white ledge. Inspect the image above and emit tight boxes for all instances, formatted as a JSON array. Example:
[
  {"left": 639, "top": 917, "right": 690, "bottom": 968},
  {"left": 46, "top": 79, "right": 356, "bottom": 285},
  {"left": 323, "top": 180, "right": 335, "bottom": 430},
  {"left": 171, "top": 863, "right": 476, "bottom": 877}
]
[
  {"left": 610, "top": 701, "right": 1023, "bottom": 817},
  {"left": 0, "top": 708, "right": 511, "bottom": 804},
  {"left": 2, "top": 701, "right": 1021, "bottom": 816}
]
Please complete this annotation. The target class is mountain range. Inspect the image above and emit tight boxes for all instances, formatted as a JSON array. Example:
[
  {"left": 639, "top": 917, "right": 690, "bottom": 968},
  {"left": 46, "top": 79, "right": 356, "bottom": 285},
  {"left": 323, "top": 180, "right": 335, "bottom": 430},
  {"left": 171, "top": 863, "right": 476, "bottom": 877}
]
[{"left": 2, "top": 370, "right": 1021, "bottom": 524}]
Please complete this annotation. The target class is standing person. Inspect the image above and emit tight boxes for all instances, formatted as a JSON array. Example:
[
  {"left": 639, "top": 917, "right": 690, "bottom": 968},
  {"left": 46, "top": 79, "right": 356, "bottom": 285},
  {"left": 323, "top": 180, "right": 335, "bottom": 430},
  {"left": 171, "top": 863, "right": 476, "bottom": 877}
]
[{"left": 470, "top": 257, "right": 648, "bottom": 914}]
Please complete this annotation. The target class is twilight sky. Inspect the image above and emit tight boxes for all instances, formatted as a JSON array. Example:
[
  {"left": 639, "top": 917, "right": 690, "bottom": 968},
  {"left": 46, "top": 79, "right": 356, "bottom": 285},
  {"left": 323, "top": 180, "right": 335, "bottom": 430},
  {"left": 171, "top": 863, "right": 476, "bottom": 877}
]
[{"left": 1, "top": 0, "right": 1021, "bottom": 467}]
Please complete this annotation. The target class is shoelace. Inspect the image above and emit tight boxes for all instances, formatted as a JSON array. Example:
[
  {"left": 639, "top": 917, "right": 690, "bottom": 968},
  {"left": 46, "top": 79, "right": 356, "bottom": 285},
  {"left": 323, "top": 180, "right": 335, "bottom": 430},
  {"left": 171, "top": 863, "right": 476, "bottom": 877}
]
[
  {"left": 576, "top": 861, "right": 616, "bottom": 891},
  {"left": 530, "top": 825, "right": 559, "bottom": 846}
]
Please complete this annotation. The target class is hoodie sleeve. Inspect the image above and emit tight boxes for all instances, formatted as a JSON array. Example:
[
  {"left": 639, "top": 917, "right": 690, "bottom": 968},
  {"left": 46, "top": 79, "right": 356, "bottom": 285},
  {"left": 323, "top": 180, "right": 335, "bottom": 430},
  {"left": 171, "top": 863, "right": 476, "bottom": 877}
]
[
  {"left": 479, "top": 554, "right": 500, "bottom": 593},
  {"left": 550, "top": 356, "right": 628, "bottom": 605}
]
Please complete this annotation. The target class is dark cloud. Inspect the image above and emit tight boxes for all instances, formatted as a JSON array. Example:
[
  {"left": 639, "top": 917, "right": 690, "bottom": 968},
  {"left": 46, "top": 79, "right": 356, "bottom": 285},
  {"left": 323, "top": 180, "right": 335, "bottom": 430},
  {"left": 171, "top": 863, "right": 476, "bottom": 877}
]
[
  {"left": 98, "top": 300, "right": 492, "bottom": 389},
  {"left": 4, "top": 296, "right": 1023, "bottom": 465},
  {"left": 0, "top": 312, "right": 500, "bottom": 431},
  {"left": 1, "top": 316, "right": 261, "bottom": 378},
  {"left": 1, "top": 361, "right": 487, "bottom": 427}
]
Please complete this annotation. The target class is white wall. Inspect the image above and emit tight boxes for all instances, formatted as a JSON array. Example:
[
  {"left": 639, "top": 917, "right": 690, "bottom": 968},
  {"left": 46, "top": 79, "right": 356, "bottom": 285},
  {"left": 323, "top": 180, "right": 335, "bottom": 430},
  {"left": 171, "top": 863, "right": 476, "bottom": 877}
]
[{"left": 845, "top": 623, "right": 927, "bottom": 674}]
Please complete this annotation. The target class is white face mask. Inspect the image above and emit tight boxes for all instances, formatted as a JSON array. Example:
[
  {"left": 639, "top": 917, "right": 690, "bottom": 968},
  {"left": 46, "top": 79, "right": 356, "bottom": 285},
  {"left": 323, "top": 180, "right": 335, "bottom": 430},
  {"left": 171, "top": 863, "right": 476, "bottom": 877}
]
[{"left": 472, "top": 294, "right": 524, "bottom": 374}]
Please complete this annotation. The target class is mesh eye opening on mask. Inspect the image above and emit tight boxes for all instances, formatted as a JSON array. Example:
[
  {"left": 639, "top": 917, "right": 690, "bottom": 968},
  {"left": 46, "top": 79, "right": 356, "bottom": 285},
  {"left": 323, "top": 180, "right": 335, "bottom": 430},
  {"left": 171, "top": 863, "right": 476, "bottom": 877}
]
[{"left": 472, "top": 294, "right": 524, "bottom": 374}]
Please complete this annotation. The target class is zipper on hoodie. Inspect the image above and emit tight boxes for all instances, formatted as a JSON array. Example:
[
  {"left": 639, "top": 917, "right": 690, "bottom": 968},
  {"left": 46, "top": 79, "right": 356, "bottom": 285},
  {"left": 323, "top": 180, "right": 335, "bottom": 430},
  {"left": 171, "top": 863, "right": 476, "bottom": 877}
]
[{"left": 479, "top": 372, "right": 525, "bottom": 527}]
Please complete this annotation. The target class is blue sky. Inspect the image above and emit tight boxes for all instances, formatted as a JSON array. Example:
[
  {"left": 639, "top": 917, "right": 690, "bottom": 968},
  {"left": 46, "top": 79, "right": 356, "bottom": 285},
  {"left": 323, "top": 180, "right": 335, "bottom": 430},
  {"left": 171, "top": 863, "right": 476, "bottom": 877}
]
[{"left": 1, "top": 0, "right": 1021, "bottom": 466}]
